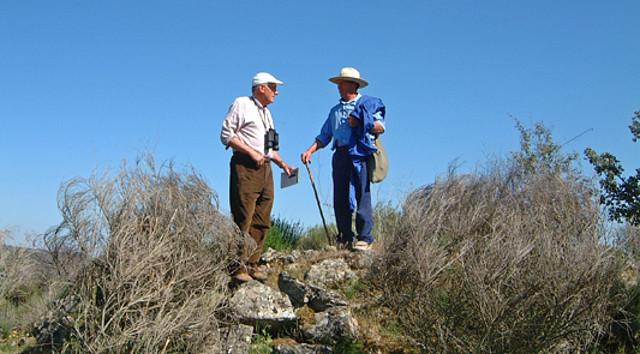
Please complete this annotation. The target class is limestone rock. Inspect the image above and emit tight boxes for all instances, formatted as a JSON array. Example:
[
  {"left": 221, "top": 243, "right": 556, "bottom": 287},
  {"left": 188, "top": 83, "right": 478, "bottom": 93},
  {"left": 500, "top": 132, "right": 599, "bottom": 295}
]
[
  {"left": 303, "top": 307, "right": 359, "bottom": 346},
  {"left": 278, "top": 271, "right": 348, "bottom": 312},
  {"left": 274, "top": 342, "right": 334, "bottom": 353},
  {"left": 208, "top": 324, "right": 253, "bottom": 353},
  {"left": 228, "top": 281, "right": 297, "bottom": 330},
  {"left": 305, "top": 258, "right": 356, "bottom": 289},
  {"left": 307, "top": 284, "right": 348, "bottom": 313},
  {"left": 278, "top": 271, "right": 309, "bottom": 307}
]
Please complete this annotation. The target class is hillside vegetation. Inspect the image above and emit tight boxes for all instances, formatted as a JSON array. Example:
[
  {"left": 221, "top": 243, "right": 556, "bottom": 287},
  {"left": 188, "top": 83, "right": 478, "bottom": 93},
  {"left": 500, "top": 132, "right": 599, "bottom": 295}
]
[{"left": 1, "top": 120, "right": 639, "bottom": 353}]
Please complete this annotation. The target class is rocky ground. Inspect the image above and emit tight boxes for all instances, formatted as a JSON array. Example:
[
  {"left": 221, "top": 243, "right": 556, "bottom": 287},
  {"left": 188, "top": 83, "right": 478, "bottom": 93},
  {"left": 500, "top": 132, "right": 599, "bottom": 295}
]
[
  {"left": 27, "top": 246, "right": 421, "bottom": 353},
  {"left": 214, "top": 247, "right": 421, "bottom": 353}
]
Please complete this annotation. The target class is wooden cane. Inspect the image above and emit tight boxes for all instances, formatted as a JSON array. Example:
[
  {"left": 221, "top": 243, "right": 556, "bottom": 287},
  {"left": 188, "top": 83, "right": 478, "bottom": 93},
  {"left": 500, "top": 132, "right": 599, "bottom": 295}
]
[{"left": 304, "top": 162, "right": 332, "bottom": 246}]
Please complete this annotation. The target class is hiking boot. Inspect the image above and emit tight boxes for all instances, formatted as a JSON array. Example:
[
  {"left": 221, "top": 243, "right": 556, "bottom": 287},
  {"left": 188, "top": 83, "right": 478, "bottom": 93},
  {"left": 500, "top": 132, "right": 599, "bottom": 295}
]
[
  {"left": 352, "top": 240, "right": 372, "bottom": 252},
  {"left": 232, "top": 270, "right": 252, "bottom": 283},
  {"left": 337, "top": 240, "right": 353, "bottom": 251},
  {"left": 248, "top": 269, "right": 268, "bottom": 282}
]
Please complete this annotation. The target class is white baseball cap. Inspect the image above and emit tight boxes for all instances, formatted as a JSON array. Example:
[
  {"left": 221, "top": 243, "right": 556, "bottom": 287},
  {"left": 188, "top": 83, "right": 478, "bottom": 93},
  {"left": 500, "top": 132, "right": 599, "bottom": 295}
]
[{"left": 252, "top": 72, "right": 284, "bottom": 86}]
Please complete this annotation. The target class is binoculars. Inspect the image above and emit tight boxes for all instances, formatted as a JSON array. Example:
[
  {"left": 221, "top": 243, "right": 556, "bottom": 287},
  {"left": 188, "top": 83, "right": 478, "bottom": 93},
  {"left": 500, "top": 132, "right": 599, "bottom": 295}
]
[{"left": 265, "top": 128, "right": 279, "bottom": 151}]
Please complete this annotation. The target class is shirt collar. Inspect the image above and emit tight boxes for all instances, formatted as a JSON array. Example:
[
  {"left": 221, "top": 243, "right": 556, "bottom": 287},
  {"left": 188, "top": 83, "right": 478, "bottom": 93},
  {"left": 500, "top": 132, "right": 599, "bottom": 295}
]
[
  {"left": 251, "top": 95, "right": 265, "bottom": 109},
  {"left": 340, "top": 93, "right": 361, "bottom": 105}
]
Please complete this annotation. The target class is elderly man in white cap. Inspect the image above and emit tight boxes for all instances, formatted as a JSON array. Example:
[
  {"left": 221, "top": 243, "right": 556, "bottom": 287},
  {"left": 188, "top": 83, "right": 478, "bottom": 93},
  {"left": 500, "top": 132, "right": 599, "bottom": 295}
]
[
  {"left": 301, "top": 67, "right": 386, "bottom": 251},
  {"left": 221, "top": 72, "right": 295, "bottom": 282}
]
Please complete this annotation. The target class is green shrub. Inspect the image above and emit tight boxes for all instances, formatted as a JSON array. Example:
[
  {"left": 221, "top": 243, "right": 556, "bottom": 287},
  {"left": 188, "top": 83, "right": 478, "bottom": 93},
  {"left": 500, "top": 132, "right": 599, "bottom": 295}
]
[
  {"left": 296, "top": 223, "right": 337, "bottom": 250},
  {"left": 264, "top": 216, "right": 304, "bottom": 252}
]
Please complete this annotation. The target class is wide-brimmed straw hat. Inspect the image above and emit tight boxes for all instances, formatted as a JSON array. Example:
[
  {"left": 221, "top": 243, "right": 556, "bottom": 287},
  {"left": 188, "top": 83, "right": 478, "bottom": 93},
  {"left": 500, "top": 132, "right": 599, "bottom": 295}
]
[{"left": 329, "top": 67, "right": 368, "bottom": 88}]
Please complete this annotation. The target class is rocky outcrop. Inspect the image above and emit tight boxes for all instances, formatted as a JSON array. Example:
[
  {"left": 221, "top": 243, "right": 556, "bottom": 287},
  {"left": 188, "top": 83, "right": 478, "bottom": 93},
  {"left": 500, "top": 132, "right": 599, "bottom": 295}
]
[
  {"left": 228, "top": 280, "right": 297, "bottom": 331},
  {"left": 304, "top": 258, "right": 357, "bottom": 289},
  {"left": 32, "top": 246, "right": 393, "bottom": 352},
  {"left": 223, "top": 247, "right": 376, "bottom": 351}
]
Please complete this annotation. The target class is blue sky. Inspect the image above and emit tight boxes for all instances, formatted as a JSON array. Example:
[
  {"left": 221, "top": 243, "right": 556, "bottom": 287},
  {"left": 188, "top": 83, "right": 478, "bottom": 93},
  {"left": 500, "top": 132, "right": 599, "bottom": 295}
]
[{"left": 2, "top": 1, "right": 639, "bottom": 243}]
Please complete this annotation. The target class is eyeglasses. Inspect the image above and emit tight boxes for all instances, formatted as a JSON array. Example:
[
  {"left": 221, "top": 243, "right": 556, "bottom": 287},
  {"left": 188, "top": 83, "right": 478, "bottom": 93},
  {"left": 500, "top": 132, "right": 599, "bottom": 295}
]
[{"left": 264, "top": 84, "right": 278, "bottom": 93}]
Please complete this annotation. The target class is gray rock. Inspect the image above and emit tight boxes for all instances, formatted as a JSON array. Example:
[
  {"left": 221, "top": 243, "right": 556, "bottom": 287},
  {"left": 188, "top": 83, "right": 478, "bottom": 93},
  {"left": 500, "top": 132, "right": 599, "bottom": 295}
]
[
  {"left": 228, "top": 280, "right": 297, "bottom": 330},
  {"left": 278, "top": 271, "right": 310, "bottom": 307},
  {"left": 261, "top": 247, "right": 282, "bottom": 264},
  {"left": 275, "top": 343, "right": 334, "bottom": 353},
  {"left": 210, "top": 324, "right": 253, "bottom": 354},
  {"left": 33, "top": 294, "right": 80, "bottom": 348},
  {"left": 305, "top": 258, "right": 356, "bottom": 289},
  {"left": 262, "top": 248, "right": 299, "bottom": 265},
  {"left": 278, "top": 271, "right": 348, "bottom": 312},
  {"left": 303, "top": 250, "right": 320, "bottom": 260},
  {"left": 307, "top": 284, "right": 348, "bottom": 312},
  {"left": 303, "top": 307, "right": 359, "bottom": 346}
]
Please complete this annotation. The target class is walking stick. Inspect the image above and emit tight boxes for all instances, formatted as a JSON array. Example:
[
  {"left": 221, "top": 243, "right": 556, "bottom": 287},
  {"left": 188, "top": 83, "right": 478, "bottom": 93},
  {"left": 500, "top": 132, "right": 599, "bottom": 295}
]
[{"left": 304, "top": 161, "right": 332, "bottom": 246}]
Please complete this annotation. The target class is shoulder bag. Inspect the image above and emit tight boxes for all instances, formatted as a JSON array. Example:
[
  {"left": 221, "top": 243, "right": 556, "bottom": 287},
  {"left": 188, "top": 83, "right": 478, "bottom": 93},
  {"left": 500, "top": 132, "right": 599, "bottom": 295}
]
[{"left": 368, "top": 137, "right": 388, "bottom": 183}]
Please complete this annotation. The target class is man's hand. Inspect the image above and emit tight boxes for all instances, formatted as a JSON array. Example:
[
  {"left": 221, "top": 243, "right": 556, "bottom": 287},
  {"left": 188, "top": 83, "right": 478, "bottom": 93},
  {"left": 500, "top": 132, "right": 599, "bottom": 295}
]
[
  {"left": 301, "top": 140, "right": 322, "bottom": 164},
  {"left": 301, "top": 149, "right": 313, "bottom": 164},
  {"left": 249, "top": 150, "right": 265, "bottom": 168},
  {"left": 282, "top": 164, "right": 296, "bottom": 177},
  {"left": 347, "top": 115, "right": 359, "bottom": 128}
]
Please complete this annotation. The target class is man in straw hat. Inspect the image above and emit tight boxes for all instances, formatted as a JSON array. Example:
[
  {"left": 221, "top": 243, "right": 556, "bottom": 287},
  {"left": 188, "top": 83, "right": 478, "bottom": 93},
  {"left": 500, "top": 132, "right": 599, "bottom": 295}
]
[
  {"left": 221, "top": 72, "right": 296, "bottom": 282},
  {"left": 301, "top": 67, "right": 386, "bottom": 251}
]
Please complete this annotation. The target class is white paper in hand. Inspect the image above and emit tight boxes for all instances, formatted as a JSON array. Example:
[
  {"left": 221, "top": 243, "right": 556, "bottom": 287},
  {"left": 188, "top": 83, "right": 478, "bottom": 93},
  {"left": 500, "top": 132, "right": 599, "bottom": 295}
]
[{"left": 280, "top": 168, "right": 299, "bottom": 188}]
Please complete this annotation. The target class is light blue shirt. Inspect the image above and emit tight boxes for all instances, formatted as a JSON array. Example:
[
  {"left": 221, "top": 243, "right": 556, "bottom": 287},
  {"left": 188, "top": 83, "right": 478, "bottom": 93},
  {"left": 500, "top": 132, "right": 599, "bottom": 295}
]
[{"left": 316, "top": 94, "right": 385, "bottom": 150}]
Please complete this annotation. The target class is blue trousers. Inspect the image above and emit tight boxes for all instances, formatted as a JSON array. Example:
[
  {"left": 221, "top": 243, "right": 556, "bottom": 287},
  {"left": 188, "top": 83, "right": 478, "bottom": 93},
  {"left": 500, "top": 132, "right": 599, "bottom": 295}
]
[{"left": 332, "top": 150, "right": 374, "bottom": 244}]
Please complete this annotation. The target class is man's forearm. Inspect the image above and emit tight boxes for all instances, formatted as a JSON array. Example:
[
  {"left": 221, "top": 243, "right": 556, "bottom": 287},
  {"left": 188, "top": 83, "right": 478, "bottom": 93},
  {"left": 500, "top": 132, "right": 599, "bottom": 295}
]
[
  {"left": 228, "top": 137, "right": 261, "bottom": 157},
  {"left": 370, "top": 121, "right": 385, "bottom": 134}
]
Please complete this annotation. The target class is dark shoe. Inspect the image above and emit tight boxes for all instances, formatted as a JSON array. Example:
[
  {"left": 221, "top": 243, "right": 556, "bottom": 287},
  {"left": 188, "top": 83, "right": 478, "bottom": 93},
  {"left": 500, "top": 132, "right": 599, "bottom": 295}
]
[
  {"left": 232, "top": 270, "right": 252, "bottom": 283},
  {"left": 248, "top": 269, "right": 268, "bottom": 282},
  {"left": 337, "top": 240, "right": 353, "bottom": 251},
  {"left": 352, "top": 240, "right": 372, "bottom": 252}
]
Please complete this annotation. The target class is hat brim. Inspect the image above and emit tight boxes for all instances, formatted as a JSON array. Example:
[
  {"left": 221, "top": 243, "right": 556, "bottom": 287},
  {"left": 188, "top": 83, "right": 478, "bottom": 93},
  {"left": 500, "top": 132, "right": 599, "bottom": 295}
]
[{"left": 329, "top": 76, "right": 368, "bottom": 88}]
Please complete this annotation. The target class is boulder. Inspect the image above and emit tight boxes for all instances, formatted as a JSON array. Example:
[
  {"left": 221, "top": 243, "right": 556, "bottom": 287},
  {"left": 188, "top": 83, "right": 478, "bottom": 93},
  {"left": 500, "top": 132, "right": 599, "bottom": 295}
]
[
  {"left": 307, "top": 284, "right": 348, "bottom": 313},
  {"left": 303, "top": 307, "right": 359, "bottom": 346},
  {"left": 274, "top": 342, "right": 334, "bottom": 353},
  {"left": 278, "top": 271, "right": 310, "bottom": 307},
  {"left": 305, "top": 258, "right": 356, "bottom": 289},
  {"left": 228, "top": 281, "right": 297, "bottom": 331},
  {"left": 278, "top": 271, "right": 348, "bottom": 312},
  {"left": 208, "top": 324, "right": 253, "bottom": 353}
]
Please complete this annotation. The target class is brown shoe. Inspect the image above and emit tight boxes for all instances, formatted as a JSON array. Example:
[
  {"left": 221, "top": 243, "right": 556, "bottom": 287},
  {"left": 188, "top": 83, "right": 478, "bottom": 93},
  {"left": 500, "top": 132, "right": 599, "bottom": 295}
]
[
  {"left": 248, "top": 269, "right": 268, "bottom": 282},
  {"left": 352, "top": 240, "right": 372, "bottom": 252},
  {"left": 232, "top": 270, "right": 252, "bottom": 283}
]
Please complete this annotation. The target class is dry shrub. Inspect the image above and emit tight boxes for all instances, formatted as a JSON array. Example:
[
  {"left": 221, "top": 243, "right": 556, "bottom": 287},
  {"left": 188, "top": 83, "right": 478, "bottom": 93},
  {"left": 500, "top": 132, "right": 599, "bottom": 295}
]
[
  {"left": 41, "top": 154, "right": 245, "bottom": 353},
  {"left": 375, "top": 161, "right": 620, "bottom": 352},
  {"left": 1, "top": 230, "right": 45, "bottom": 332}
]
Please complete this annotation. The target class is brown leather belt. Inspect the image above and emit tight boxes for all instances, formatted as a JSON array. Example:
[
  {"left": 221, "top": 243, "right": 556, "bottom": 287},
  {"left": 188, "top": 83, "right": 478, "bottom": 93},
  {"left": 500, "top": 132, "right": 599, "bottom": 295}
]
[{"left": 233, "top": 151, "right": 271, "bottom": 163}]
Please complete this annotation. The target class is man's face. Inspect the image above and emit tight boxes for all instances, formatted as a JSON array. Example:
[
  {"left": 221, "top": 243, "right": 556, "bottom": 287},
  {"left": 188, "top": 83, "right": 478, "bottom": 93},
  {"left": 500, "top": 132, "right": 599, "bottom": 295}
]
[
  {"left": 337, "top": 80, "right": 358, "bottom": 100},
  {"left": 261, "top": 83, "right": 278, "bottom": 105}
]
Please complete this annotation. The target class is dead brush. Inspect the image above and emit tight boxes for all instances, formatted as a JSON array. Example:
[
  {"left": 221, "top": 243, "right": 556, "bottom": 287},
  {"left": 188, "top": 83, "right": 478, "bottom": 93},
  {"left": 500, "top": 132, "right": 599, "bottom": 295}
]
[
  {"left": 40, "top": 154, "right": 246, "bottom": 353},
  {"left": 375, "top": 161, "right": 620, "bottom": 352},
  {"left": 0, "top": 230, "right": 45, "bottom": 332}
]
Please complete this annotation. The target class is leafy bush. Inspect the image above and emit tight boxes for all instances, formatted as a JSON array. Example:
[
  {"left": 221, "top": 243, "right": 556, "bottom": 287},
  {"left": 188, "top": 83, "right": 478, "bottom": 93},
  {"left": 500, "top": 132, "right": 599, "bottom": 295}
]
[
  {"left": 585, "top": 110, "right": 640, "bottom": 226},
  {"left": 374, "top": 121, "right": 621, "bottom": 352},
  {"left": 38, "top": 154, "right": 245, "bottom": 353},
  {"left": 264, "top": 216, "right": 304, "bottom": 252},
  {"left": 296, "top": 223, "right": 337, "bottom": 250}
]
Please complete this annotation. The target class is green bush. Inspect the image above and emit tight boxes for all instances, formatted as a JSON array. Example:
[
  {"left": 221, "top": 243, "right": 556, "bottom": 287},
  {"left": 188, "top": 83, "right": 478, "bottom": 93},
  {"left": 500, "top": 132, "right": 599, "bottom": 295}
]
[
  {"left": 296, "top": 223, "right": 337, "bottom": 250},
  {"left": 586, "top": 110, "right": 640, "bottom": 226},
  {"left": 264, "top": 216, "right": 304, "bottom": 252}
]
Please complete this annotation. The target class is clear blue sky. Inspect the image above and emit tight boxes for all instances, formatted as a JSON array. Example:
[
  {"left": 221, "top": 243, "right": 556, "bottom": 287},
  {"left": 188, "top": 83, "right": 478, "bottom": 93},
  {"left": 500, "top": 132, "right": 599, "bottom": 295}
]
[{"left": 2, "top": 1, "right": 639, "bottom": 243}]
